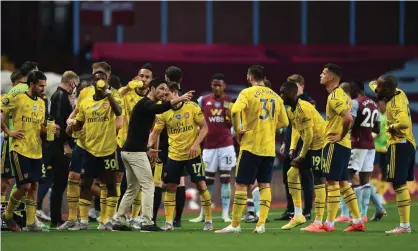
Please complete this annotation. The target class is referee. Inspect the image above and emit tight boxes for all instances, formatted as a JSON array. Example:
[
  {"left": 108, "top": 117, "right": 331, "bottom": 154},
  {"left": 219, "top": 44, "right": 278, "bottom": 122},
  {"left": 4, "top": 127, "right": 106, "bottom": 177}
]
[{"left": 113, "top": 78, "right": 194, "bottom": 232}]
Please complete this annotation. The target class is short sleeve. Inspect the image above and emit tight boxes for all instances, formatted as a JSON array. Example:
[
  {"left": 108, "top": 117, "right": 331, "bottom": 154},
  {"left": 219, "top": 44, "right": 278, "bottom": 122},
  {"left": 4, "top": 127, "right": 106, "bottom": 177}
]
[
  {"left": 351, "top": 99, "right": 359, "bottom": 117},
  {"left": 232, "top": 91, "right": 248, "bottom": 113},
  {"left": 329, "top": 91, "right": 350, "bottom": 115},
  {"left": 76, "top": 103, "right": 85, "bottom": 122},
  {"left": 193, "top": 104, "right": 205, "bottom": 124},
  {"left": 1, "top": 94, "right": 16, "bottom": 113},
  {"left": 154, "top": 114, "right": 166, "bottom": 131}
]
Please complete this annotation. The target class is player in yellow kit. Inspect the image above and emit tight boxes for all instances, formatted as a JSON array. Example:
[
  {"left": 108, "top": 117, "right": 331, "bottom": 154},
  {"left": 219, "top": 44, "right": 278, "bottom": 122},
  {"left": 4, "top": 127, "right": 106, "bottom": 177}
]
[
  {"left": 373, "top": 75, "right": 415, "bottom": 234},
  {"left": 149, "top": 83, "right": 212, "bottom": 231},
  {"left": 116, "top": 64, "right": 151, "bottom": 229},
  {"left": 1, "top": 71, "right": 53, "bottom": 232},
  {"left": 65, "top": 71, "right": 123, "bottom": 231},
  {"left": 216, "top": 65, "right": 289, "bottom": 234},
  {"left": 279, "top": 81, "right": 327, "bottom": 231},
  {"left": 318, "top": 64, "right": 365, "bottom": 232}
]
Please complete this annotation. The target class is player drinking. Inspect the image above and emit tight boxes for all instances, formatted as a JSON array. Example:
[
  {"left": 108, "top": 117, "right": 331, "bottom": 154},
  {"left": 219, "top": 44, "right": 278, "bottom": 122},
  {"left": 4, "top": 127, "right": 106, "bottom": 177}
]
[
  {"left": 372, "top": 75, "right": 415, "bottom": 234},
  {"left": 278, "top": 81, "right": 326, "bottom": 231},
  {"left": 216, "top": 65, "right": 289, "bottom": 234},
  {"left": 317, "top": 63, "right": 365, "bottom": 233},
  {"left": 191, "top": 73, "right": 235, "bottom": 223}
]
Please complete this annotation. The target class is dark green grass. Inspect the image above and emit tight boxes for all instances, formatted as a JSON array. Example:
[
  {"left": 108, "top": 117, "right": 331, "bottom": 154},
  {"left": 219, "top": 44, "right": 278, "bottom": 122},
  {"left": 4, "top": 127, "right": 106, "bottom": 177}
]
[{"left": 2, "top": 202, "right": 417, "bottom": 251}]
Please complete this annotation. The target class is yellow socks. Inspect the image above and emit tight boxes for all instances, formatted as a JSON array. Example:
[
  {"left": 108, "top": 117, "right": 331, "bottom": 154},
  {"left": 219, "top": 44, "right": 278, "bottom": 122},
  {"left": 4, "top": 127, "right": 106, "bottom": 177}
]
[
  {"left": 199, "top": 189, "right": 212, "bottom": 222},
  {"left": 231, "top": 191, "right": 247, "bottom": 227},
  {"left": 287, "top": 167, "right": 302, "bottom": 214},
  {"left": 25, "top": 199, "right": 37, "bottom": 226},
  {"left": 132, "top": 192, "right": 142, "bottom": 218},
  {"left": 99, "top": 184, "right": 108, "bottom": 224},
  {"left": 395, "top": 185, "right": 410, "bottom": 226},
  {"left": 341, "top": 184, "right": 361, "bottom": 221},
  {"left": 326, "top": 184, "right": 340, "bottom": 223},
  {"left": 79, "top": 199, "right": 91, "bottom": 222},
  {"left": 105, "top": 196, "right": 118, "bottom": 221},
  {"left": 67, "top": 179, "right": 80, "bottom": 221},
  {"left": 1, "top": 194, "right": 6, "bottom": 202},
  {"left": 257, "top": 187, "right": 271, "bottom": 227},
  {"left": 164, "top": 190, "right": 176, "bottom": 223},
  {"left": 4, "top": 195, "right": 19, "bottom": 219},
  {"left": 314, "top": 184, "right": 326, "bottom": 223}
]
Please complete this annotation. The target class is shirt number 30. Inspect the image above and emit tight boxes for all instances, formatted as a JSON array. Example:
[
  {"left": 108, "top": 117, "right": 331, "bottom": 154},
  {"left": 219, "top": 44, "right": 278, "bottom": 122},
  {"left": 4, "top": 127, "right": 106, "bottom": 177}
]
[{"left": 259, "top": 98, "right": 276, "bottom": 120}]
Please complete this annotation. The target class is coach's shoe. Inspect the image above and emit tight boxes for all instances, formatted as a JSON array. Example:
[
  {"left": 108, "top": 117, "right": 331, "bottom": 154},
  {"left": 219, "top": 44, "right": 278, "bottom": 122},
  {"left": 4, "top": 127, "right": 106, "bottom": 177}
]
[
  {"left": 215, "top": 224, "right": 241, "bottom": 234},
  {"left": 173, "top": 220, "right": 182, "bottom": 227},
  {"left": 69, "top": 222, "right": 88, "bottom": 231},
  {"left": 385, "top": 226, "right": 411, "bottom": 235},
  {"left": 281, "top": 214, "right": 306, "bottom": 230},
  {"left": 242, "top": 212, "right": 256, "bottom": 222},
  {"left": 275, "top": 211, "right": 294, "bottom": 221},
  {"left": 253, "top": 224, "right": 265, "bottom": 234},
  {"left": 36, "top": 210, "right": 51, "bottom": 221},
  {"left": 189, "top": 215, "right": 204, "bottom": 223},
  {"left": 57, "top": 220, "right": 77, "bottom": 230},
  {"left": 161, "top": 222, "right": 174, "bottom": 231},
  {"left": 246, "top": 216, "right": 259, "bottom": 223},
  {"left": 300, "top": 222, "right": 325, "bottom": 232},
  {"left": 203, "top": 221, "right": 214, "bottom": 231},
  {"left": 1, "top": 213, "right": 21, "bottom": 232},
  {"left": 344, "top": 223, "right": 366, "bottom": 232},
  {"left": 141, "top": 224, "right": 163, "bottom": 232},
  {"left": 23, "top": 223, "right": 49, "bottom": 232},
  {"left": 336, "top": 215, "right": 351, "bottom": 223},
  {"left": 371, "top": 209, "right": 387, "bottom": 221}
]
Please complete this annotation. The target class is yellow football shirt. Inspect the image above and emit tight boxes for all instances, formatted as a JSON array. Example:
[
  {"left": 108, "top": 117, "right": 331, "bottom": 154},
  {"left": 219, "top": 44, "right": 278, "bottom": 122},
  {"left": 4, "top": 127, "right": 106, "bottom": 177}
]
[
  {"left": 386, "top": 91, "right": 416, "bottom": 148},
  {"left": 288, "top": 99, "right": 325, "bottom": 153},
  {"left": 232, "top": 86, "right": 288, "bottom": 157},
  {"left": 154, "top": 101, "right": 205, "bottom": 161},
  {"left": 1, "top": 93, "right": 45, "bottom": 159},
  {"left": 116, "top": 87, "right": 144, "bottom": 148},
  {"left": 324, "top": 87, "right": 352, "bottom": 148},
  {"left": 76, "top": 91, "right": 123, "bottom": 157}
]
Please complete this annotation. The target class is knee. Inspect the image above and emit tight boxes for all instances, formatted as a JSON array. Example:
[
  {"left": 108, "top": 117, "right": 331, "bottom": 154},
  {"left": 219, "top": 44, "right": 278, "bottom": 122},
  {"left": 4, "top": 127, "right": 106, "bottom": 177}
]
[
  {"left": 392, "top": 183, "right": 406, "bottom": 190},
  {"left": 68, "top": 171, "right": 80, "bottom": 180},
  {"left": 205, "top": 178, "right": 215, "bottom": 186},
  {"left": 166, "top": 183, "right": 177, "bottom": 192},
  {"left": 106, "top": 183, "right": 117, "bottom": 196},
  {"left": 20, "top": 183, "right": 31, "bottom": 193},
  {"left": 220, "top": 171, "right": 231, "bottom": 184}
]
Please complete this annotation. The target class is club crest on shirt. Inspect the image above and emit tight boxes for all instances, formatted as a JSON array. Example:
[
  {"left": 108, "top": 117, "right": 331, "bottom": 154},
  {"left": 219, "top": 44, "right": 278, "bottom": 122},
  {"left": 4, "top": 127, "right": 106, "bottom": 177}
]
[
  {"left": 40, "top": 106, "right": 44, "bottom": 112},
  {"left": 103, "top": 102, "right": 108, "bottom": 109},
  {"left": 176, "top": 114, "right": 181, "bottom": 120},
  {"left": 2, "top": 98, "right": 9, "bottom": 105},
  {"left": 94, "top": 104, "right": 99, "bottom": 110},
  {"left": 184, "top": 112, "right": 189, "bottom": 119},
  {"left": 214, "top": 102, "right": 221, "bottom": 108},
  {"left": 33, "top": 105, "right": 37, "bottom": 111}
]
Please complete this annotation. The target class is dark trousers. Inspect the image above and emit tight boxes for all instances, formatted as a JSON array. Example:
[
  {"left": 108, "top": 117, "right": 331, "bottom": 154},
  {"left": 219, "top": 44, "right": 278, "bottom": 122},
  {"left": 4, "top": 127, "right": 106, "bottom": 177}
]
[
  {"left": 282, "top": 155, "right": 314, "bottom": 214},
  {"left": 49, "top": 143, "right": 70, "bottom": 224}
]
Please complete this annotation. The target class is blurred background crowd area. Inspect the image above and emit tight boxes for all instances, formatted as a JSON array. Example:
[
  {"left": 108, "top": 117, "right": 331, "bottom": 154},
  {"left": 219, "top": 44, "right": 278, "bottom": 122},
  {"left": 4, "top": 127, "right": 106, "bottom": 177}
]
[{"left": 1, "top": 1, "right": 418, "bottom": 201}]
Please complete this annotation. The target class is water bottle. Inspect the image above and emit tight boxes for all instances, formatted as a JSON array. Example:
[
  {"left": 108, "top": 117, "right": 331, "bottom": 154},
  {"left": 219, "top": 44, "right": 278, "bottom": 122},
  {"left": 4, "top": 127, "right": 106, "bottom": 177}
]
[
  {"left": 47, "top": 117, "right": 55, "bottom": 141},
  {"left": 97, "top": 79, "right": 105, "bottom": 89},
  {"left": 153, "top": 160, "right": 163, "bottom": 183},
  {"left": 128, "top": 80, "right": 143, "bottom": 89}
]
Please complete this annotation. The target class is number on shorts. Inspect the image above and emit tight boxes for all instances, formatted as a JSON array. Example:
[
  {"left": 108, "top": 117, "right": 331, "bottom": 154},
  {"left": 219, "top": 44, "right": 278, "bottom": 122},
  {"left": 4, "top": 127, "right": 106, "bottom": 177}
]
[
  {"left": 259, "top": 98, "right": 276, "bottom": 120},
  {"left": 312, "top": 156, "right": 321, "bottom": 171},
  {"left": 360, "top": 107, "right": 379, "bottom": 128},
  {"left": 41, "top": 164, "right": 46, "bottom": 177},
  {"left": 104, "top": 159, "right": 117, "bottom": 170},
  {"left": 192, "top": 163, "right": 204, "bottom": 176},
  {"left": 225, "top": 156, "right": 233, "bottom": 165}
]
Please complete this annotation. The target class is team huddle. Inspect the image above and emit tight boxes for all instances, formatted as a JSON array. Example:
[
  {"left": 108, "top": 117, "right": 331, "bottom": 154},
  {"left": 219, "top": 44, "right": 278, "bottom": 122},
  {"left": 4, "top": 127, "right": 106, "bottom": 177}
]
[{"left": 0, "top": 61, "right": 414, "bottom": 235}]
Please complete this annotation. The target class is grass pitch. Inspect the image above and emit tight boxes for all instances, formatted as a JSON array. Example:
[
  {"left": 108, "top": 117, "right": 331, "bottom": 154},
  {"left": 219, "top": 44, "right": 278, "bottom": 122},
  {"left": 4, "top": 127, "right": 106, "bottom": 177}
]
[{"left": 1, "top": 202, "right": 417, "bottom": 251}]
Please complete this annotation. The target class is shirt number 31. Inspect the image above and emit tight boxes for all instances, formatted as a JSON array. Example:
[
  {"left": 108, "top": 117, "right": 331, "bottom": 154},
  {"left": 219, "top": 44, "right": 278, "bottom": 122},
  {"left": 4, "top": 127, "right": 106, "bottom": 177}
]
[{"left": 259, "top": 98, "right": 276, "bottom": 120}]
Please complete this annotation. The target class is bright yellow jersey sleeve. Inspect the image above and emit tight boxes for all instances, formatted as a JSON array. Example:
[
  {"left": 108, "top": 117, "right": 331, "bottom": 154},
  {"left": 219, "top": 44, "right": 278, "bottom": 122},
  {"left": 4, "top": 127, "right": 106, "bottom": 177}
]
[
  {"left": 233, "top": 86, "right": 287, "bottom": 157},
  {"left": 386, "top": 91, "right": 416, "bottom": 148},
  {"left": 76, "top": 86, "right": 95, "bottom": 108},
  {"left": 116, "top": 88, "right": 144, "bottom": 148},
  {"left": 324, "top": 87, "right": 351, "bottom": 148},
  {"left": 161, "top": 101, "right": 202, "bottom": 161},
  {"left": 1, "top": 93, "right": 45, "bottom": 159},
  {"left": 76, "top": 96, "right": 118, "bottom": 157}
]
